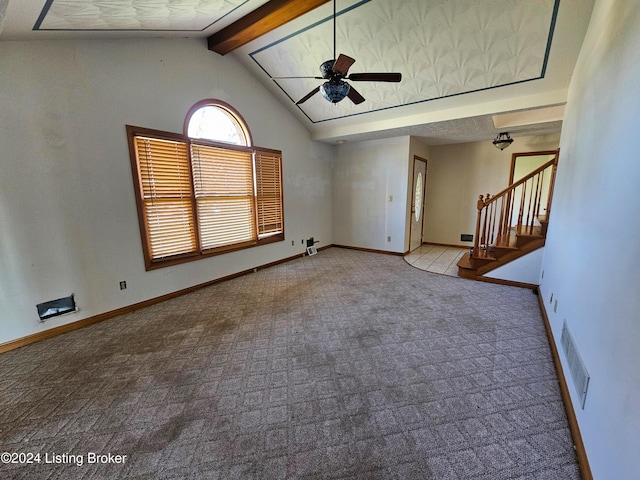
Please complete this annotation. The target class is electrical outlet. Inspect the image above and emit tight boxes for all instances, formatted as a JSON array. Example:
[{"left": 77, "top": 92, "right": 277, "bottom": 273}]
[
  {"left": 387, "top": 236, "right": 391, "bottom": 242},
  {"left": 554, "top": 299, "right": 558, "bottom": 313},
  {"left": 550, "top": 293, "right": 553, "bottom": 303},
  {"left": 119, "top": 281, "right": 127, "bottom": 290},
  {"left": 291, "top": 240, "right": 294, "bottom": 246}
]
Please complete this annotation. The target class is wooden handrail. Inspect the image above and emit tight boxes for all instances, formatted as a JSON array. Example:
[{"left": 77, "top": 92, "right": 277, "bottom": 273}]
[
  {"left": 472, "top": 153, "right": 558, "bottom": 258},
  {"left": 485, "top": 157, "right": 557, "bottom": 205}
]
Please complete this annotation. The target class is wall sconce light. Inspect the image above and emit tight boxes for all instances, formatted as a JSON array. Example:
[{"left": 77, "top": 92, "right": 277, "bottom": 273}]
[{"left": 493, "top": 132, "right": 514, "bottom": 150}]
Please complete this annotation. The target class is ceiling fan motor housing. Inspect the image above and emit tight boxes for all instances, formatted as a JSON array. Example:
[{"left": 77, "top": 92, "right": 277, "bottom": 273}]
[{"left": 320, "top": 60, "right": 336, "bottom": 79}]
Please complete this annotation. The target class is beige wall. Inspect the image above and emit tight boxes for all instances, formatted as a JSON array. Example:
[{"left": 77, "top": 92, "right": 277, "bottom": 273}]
[{"left": 423, "top": 134, "right": 560, "bottom": 246}]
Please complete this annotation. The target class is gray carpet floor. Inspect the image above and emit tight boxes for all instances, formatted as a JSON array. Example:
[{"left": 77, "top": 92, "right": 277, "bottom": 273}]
[{"left": 0, "top": 247, "right": 580, "bottom": 479}]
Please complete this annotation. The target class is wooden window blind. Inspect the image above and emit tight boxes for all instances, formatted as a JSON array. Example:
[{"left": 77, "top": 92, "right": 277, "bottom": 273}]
[
  {"left": 191, "top": 144, "right": 256, "bottom": 250},
  {"left": 127, "top": 123, "right": 284, "bottom": 270},
  {"left": 254, "top": 148, "right": 284, "bottom": 238},
  {"left": 133, "top": 135, "right": 197, "bottom": 260}
]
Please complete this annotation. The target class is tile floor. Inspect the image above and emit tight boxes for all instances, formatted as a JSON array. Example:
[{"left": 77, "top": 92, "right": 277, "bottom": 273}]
[{"left": 404, "top": 243, "right": 468, "bottom": 277}]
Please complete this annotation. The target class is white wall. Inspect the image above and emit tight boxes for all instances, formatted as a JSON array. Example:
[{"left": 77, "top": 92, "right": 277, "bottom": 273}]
[
  {"left": 0, "top": 38, "right": 334, "bottom": 345},
  {"left": 483, "top": 248, "right": 545, "bottom": 285},
  {"left": 538, "top": 0, "right": 640, "bottom": 478},
  {"left": 333, "top": 136, "right": 411, "bottom": 253},
  {"left": 424, "top": 134, "right": 560, "bottom": 246}
]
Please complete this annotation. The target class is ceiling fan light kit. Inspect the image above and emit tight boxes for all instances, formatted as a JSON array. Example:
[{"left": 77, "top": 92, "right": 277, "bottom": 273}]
[{"left": 320, "top": 80, "right": 350, "bottom": 103}]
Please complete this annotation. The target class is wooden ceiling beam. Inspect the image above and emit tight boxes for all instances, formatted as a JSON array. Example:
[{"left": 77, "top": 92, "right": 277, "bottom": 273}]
[{"left": 208, "top": 0, "right": 330, "bottom": 55}]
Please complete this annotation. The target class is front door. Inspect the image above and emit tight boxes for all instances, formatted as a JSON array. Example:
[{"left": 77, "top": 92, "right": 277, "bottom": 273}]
[{"left": 409, "top": 156, "right": 427, "bottom": 252}]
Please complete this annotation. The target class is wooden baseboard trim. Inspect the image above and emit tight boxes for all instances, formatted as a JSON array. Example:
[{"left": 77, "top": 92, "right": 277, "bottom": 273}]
[
  {"left": 332, "top": 244, "right": 404, "bottom": 256},
  {"left": 0, "top": 251, "right": 310, "bottom": 355},
  {"left": 475, "top": 275, "right": 538, "bottom": 290},
  {"left": 537, "top": 292, "right": 593, "bottom": 480},
  {"left": 423, "top": 242, "right": 472, "bottom": 249}
]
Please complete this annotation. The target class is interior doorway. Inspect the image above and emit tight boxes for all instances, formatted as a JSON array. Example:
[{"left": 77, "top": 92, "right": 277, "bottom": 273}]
[
  {"left": 509, "top": 150, "right": 559, "bottom": 184},
  {"left": 508, "top": 149, "right": 559, "bottom": 223},
  {"left": 409, "top": 156, "right": 427, "bottom": 252}
]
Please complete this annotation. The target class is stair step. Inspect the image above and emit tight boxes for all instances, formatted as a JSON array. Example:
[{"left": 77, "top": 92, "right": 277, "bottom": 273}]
[
  {"left": 492, "top": 244, "right": 519, "bottom": 255},
  {"left": 457, "top": 237, "right": 546, "bottom": 278},
  {"left": 457, "top": 251, "right": 496, "bottom": 272},
  {"left": 515, "top": 225, "right": 543, "bottom": 236},
  {"left": 538, "top": 216, "right": 549, "bottom": 235},
  {"left": 457, "top": 253, "right": 481, "bottom": 279}
]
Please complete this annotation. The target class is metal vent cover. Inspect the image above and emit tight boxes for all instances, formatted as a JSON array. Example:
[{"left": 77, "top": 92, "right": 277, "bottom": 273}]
[{"left": 560, "top": 320, "right": 590, "bottom": 409}]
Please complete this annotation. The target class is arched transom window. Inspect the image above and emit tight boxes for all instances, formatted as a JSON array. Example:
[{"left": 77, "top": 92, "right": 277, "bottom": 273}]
[{"left": 185, "top": 100, "right": 252, "bottom": 146}]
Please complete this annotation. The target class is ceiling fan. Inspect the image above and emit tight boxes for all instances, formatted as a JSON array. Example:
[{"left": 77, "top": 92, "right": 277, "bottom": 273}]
[{"left": 274, "top": 0, "right": 402, "bottom": 105}]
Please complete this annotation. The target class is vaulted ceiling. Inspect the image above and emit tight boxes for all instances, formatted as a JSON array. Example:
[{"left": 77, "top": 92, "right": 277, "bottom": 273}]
[{"left": 0, "top": 0, "right": 595, "bottom": 145}]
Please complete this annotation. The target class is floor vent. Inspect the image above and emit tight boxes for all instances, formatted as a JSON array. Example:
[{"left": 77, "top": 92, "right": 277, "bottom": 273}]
[{"left": 561, "top": 320, "right": 590, "bottom": 409}]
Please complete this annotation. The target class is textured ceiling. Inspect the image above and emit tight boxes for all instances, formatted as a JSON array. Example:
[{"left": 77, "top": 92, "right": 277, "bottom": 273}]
[
  {"left": 254, "top": 0, "right": 556, "bottom": 123},
  {"left": 35, "top": 0, "right": 247, "bottom": 31},
  {"left": 1, "top": 0, "right": 595, "bottom": 145}
]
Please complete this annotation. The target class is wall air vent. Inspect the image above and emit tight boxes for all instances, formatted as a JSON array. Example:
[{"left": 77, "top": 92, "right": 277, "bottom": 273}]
[
  {"left": 560, "top": 320, "right": 590, "bottom": 409},
  {"left": 37, "top": 294, "right": 77, "bottom": 321}
]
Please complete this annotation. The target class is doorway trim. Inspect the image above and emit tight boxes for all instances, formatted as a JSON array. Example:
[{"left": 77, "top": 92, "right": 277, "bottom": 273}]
[
  {"left": 508, "top": 149, "right": 560, "bottom": 184},
  {"left": 409, "top": 155, "right": 428, "bottom": 252}
]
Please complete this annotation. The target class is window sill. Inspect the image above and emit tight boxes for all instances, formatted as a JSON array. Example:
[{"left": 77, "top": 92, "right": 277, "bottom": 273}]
[{"left": 145, "top": 235, "right": 285, "bottom": 271}]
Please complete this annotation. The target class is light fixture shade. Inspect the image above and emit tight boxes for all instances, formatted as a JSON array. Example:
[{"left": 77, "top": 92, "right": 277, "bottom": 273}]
[
  {"left": 493, "top": 132, "right": 514, "bottom": 150},
  {"left": 320, "top": 80, "right": 350, "bottom": 103}
]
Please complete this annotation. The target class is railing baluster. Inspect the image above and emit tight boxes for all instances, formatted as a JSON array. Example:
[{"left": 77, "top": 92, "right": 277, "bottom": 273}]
[
  {"left": 535, "top": 169, "right": 544, "bottom": 220},
  {"left": 530, "top": 172, "right": 542, "bottom": 233},
  {"left": 473, "top": 195, "right": 484, "bottom": 258},
  {"left": 497, "top": 196, "right": 506, "bottom": 246},
  {"left": 481, "top": 194, "right": 490, "bottom": 255},
  {"left": 491, "top": 201, "right": 498, "bottom": 245},
  {"left": 507, "top": 186, "right": 515, "bottom": 243},
  {"left": 487, "top": 202, "right": 496, "bottom": 251},
  {"left": 526, "top": 175, "right": 535, "bottom": 234},
  {"left": 518, "top": 182, "right": 527, "bottom": 234}
]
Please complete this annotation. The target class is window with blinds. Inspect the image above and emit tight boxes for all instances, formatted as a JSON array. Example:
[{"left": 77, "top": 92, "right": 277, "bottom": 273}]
[
  {"left": 191, "top": 144, "right": 256, "bottom": 251},
  {"left": 133, "top": 134, "right": 197, "bottom": 261},
  {"left": 127, "top": 122, "right": 284, "bottom": 270},
  {"left": 255, "top": 148, "right": 283, "bottom": 238}
]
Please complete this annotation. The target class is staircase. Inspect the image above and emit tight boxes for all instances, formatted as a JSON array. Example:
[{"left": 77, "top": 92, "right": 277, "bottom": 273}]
[{"left": 457, "top": 151, "right": 559, "bottom": 280}]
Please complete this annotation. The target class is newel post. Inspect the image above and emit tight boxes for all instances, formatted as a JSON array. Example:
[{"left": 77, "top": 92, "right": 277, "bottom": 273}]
[{"left": 473, "top": 195, "right": 484, "bottom": 258}]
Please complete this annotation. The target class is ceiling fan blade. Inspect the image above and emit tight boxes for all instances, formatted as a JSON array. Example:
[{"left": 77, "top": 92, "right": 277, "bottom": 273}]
[
  {"left": 347, "top": 86, "right": 365, "bottom": 105},
  {"left": 272, "top": 76, "right": 324, "bottom": 80},
  {"left": 296, "top": 86, "right": 320, "bottom": 104},
  {"left": 333, "top": 54, "right": 356, "bottom": 75},
  {"left": 347, "top": 72, "right": 402, "bottom": 82}
]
